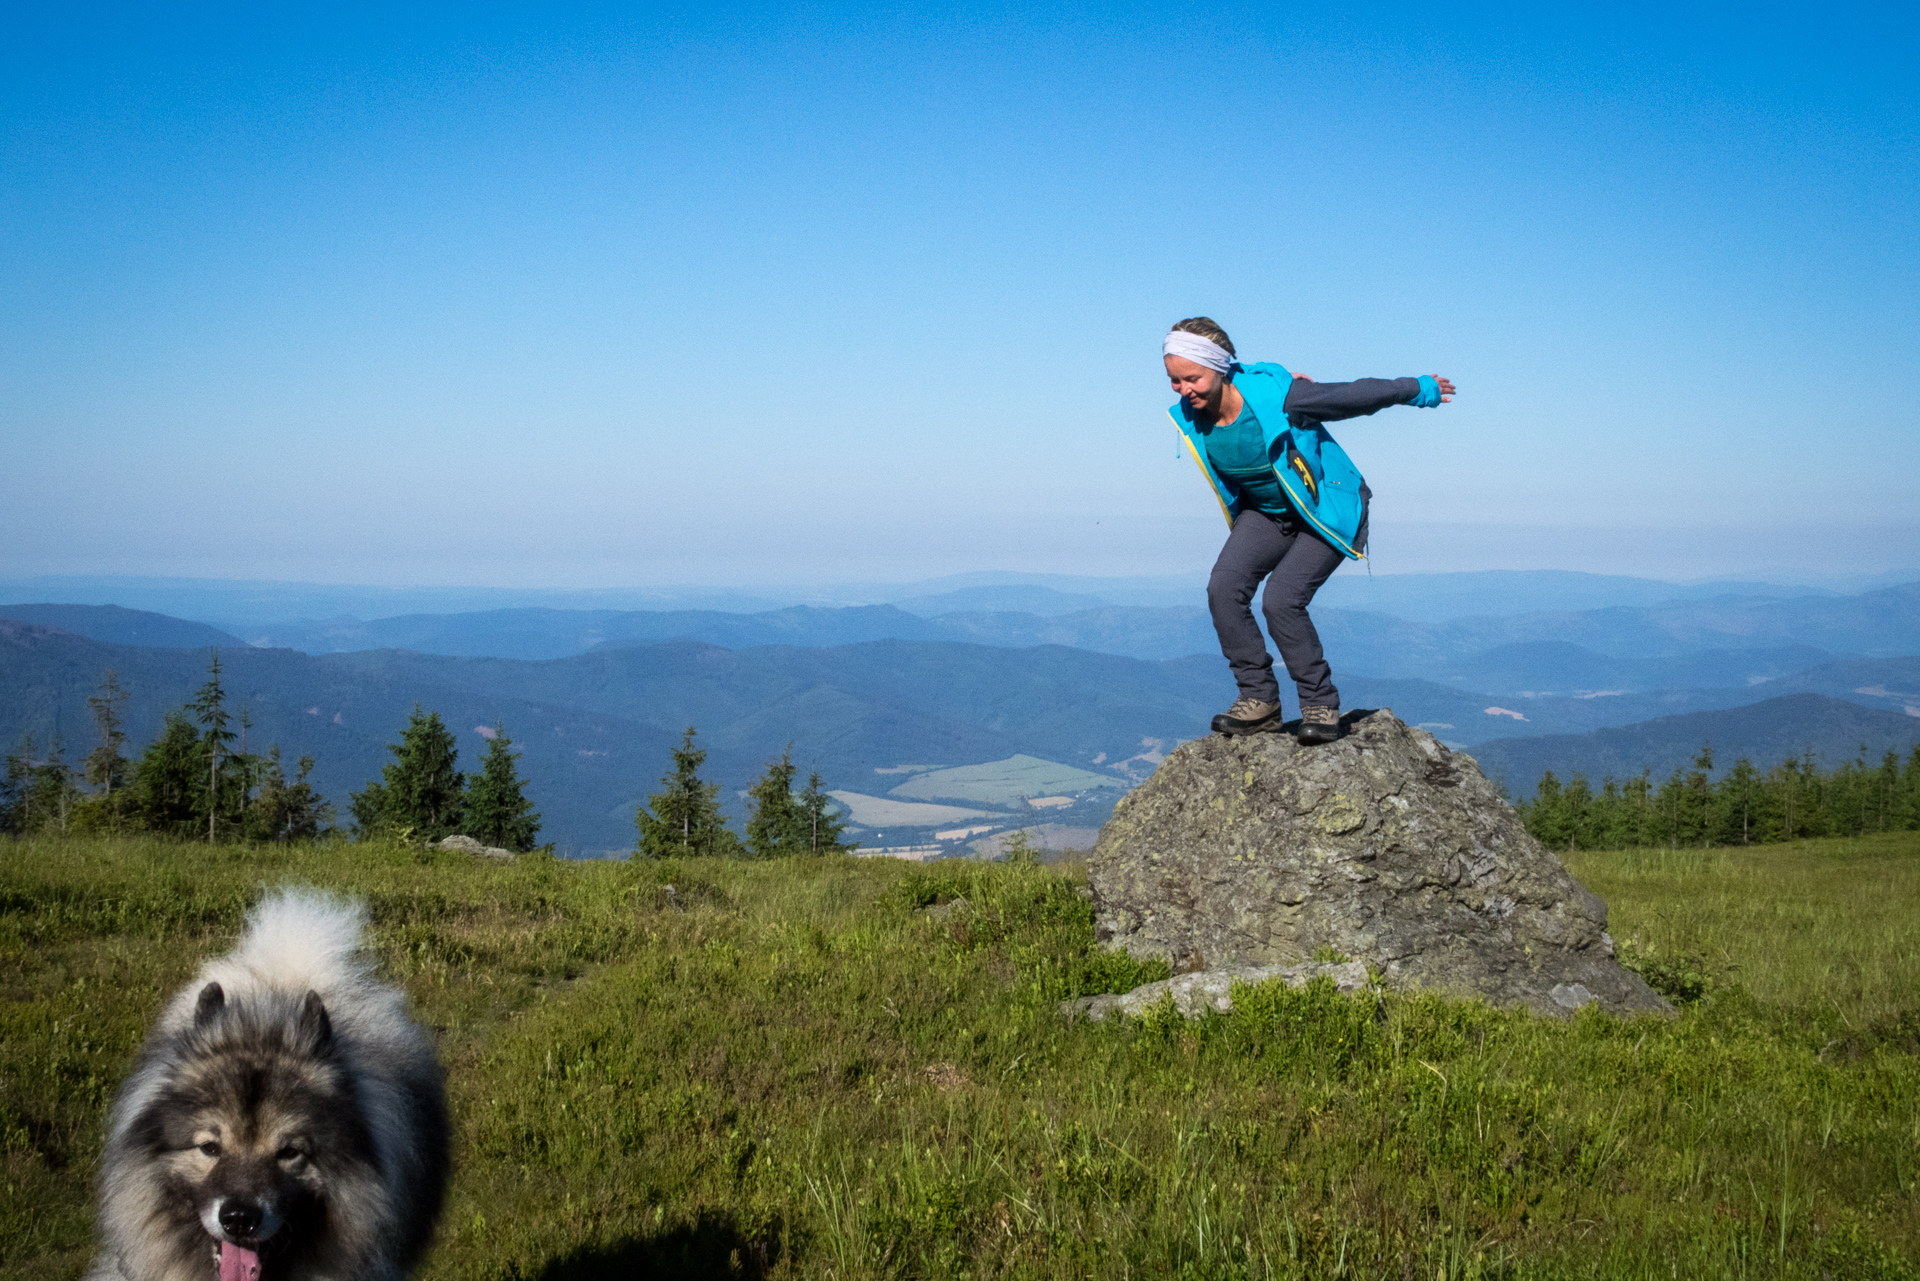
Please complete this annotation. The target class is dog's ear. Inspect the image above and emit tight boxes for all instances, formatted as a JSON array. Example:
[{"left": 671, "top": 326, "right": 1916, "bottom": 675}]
[
  {"left": 298, "top": 990, "right": 333, "bottom": 1049},
  {"left": 194, "top": 983, "right": 225, "bottom": 1028}
]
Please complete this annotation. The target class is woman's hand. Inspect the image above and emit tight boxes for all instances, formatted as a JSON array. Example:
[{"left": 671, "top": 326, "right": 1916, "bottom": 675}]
[
  {"left": 1292, "top": 371, "right": 1314, "bottom": 382},
  {"left": 1432, "top": 376, "right": 1456, "bottom": 402}
]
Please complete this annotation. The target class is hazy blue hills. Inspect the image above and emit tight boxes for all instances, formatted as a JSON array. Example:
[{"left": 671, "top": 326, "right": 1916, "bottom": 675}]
[
  {"left": 40, "top": 581, "right": 1915, "bottom": 678},
  {"left": 308, "top": 640, "right": 1225, "bottom": 776},
  {"left": 1436, "top": 582, "right": 1920, "bottom": 659},
  {"left": 876, "top": 567, "right": 1914, "bottom": 622},
  {"left": 9, "top": 566, "right": 1913, "bottom": 628},
  {"left": 0, "top": 604, "right": 245, "bottom": 650},
  {"left": 0, "top": 575, "right": 804, "bottom": 622},
  {"left": 1309, "top": 568, "right": 1839, "bottom": 622},
  {"left": 235, "top": 605, "right": 951, "bottom": 660},
  {"left": 1326, "top": 582, "right": 1920, "bottom": 671},
  {"left": 891, "top": 585, "right": 1118, "bottom": 616},
  {"left": 1763, "top": 656, "right": 1920, "bottom": 717},
  {"left": 227, "top": 603, "right": 1216, "bottom": 662},
  {"left": 9, "top": 599, "right": 1917, "bottom": 751},
  {"left": 1467, "top": 694, "right": 1920, "bottom": 792},
  {"left": 1411, "top": 642, "right": 1842, "bottom": 698},
  {"left": 917, "top": 607, "right": 1217, "bottom": 659}
]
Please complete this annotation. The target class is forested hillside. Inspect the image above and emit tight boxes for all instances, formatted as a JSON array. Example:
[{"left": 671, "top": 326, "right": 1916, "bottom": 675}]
[
  {"left": 1513, "top": 730, "right": 1920, "bottom": 850},
  {"left": 1471, "top": 694, "right": 1920, "bottom": 794}
]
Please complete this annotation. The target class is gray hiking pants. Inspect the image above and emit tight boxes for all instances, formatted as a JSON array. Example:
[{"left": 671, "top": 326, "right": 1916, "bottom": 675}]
[{"left": 1206, "top": 509, "right": 1345, "bottom": 709}]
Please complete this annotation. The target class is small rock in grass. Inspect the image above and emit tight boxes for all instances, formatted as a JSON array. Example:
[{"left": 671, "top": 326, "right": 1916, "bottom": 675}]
[
  {"left": 922, "top": 1063, "right": 970, "bottom": 1092},
  {"left": 431, "top": 834, "right": 516, "bottom": 860}
]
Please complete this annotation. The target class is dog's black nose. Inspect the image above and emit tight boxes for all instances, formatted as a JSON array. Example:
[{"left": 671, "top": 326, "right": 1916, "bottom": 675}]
[{"left": 219, "top": 1200, "right": 263, "bottom": 1238}]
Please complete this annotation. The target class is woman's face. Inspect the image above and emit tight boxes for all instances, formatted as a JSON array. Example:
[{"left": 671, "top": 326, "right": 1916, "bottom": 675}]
[{"left": 1165, "top": 354, "right": 1228, "bottom": 416}]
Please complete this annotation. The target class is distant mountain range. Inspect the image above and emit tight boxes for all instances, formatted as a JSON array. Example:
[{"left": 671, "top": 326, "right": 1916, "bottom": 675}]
[
  {"left": 14, "top": 599, "right": 1920, "bottom": 738},
  {"left": 1310, "top": 569, "right": 1846, "bottom": 622},
  {"left": 9, "top": 566, "right": 1916, "bottom": 629},
  {"left": 24, "top": 582, "right": 1912, "bottom": 682},
  {"left": 0, "top": 604, "right": 246, "bottom": 651},
  {"left": 230, "top": 605, "right": 957, "bottom": 660}
]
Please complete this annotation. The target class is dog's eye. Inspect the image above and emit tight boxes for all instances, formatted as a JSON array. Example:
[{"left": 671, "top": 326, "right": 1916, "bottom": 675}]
[
  {"left": 276, "top": 1145, "right": 303, "bottom": 1162},
  {"left": 197, "top": 1141, "right": 221, "bottom": 1158}
]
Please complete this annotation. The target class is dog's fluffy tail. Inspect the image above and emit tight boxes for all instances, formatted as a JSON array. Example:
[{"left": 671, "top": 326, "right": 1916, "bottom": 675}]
[
  {"left": 157, "top": 886, "right": 389, "bottom": 1042},
  {"left": 183, "top": 887, "right": 378, "bottom": 1014},
  {"left": 227, "top": 887, "right": 372, "bottom": 993}
]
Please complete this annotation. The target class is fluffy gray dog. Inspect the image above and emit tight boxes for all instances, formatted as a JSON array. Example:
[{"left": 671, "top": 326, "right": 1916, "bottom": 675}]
[{"left": 87, "top": 889, "right": 449, "bottom": 1281}]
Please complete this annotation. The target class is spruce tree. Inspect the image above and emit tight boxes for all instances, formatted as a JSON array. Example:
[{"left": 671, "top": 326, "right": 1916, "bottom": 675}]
[
  {"left": 796, "top": 769, "right": 855, "bottom": 854},
  {"left": 233, "top": 707, "right": 264, "bottom": 817},
  {"left": 189, "top": 650, "right": 243, "bottom": 842},
  {"left": 130, "top": 712, "right": 205, "bottom": 837},
  {"left": 349, "top": 779, "right": 391, "bottom": 840},
  {"left": 1, "top": 736, "right": 38, "bottom": 835},
  {"left": 463, "top": 724, "right": 542, "bottom": 852},
  {"left": 30, "top": 738, "right": 80, "bottom": 835},
  {"left": 354, "top": 705, "right": 465, "bottom": 841},
  {"left": 250, "top": 746, "right": 333, "bottom": 842},
  {"left": 744, "top": 745, "right": 801, "bottom": 858},
  {"left": 1721, "top": 757, "right": 1760, "bottom": 846},
  {"left": 69, "top": 670, "right": 135, "bottom": 833},
  {"left": 635, "top": 727, "right": 740, "bottom": 859},
  {"left": 85, "top": 670, "right": 131, "bottom": 797}
]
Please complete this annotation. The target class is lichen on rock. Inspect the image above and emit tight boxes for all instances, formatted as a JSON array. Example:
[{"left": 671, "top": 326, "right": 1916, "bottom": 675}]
[
  {"left": 1085, "top": 710, "right": 1668, "bottom": 1018},
  {"left": 1063, "top": 960, "right": 1372, "bottom": 1023}
]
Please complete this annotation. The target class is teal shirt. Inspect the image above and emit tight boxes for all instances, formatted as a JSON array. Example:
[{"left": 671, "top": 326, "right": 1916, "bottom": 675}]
[{"left": 1201, "top": 403, "right": 1291, "bottom": 519}]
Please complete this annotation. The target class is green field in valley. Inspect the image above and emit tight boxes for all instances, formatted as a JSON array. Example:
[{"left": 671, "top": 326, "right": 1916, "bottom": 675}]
[
  {"left": 885, "top": 757, "right": 1127, "bottom": 806},
  {"left": 2, "top": 833, "right": 1917, "bottom": 1279}
]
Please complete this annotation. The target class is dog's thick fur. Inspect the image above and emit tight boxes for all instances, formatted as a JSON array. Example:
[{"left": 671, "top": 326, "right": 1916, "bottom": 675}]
[{"left": 87, "top": 890, "right": 449, "bottom": 1280}]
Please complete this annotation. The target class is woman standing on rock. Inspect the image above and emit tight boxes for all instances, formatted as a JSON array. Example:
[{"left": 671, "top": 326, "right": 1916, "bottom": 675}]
[{"left": 1163, "top": 318, "right": 1454, "bottom": 744}]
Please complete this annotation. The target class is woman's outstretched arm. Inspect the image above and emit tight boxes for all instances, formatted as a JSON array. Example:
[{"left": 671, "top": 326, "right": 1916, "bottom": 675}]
[{"left": 1284, "top": 376, "right": 1455, "bottom": 423}]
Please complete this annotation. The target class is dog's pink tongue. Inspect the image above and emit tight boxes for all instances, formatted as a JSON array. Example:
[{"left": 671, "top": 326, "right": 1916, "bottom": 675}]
[{"left": 219, "top": 1242, "right": 262, "bottom": 1281}]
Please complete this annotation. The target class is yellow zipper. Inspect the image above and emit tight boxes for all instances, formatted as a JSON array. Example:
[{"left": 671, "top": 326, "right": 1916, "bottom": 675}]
[{"left": 1171, "top": 410, "right": 1235, "bottom": 527}]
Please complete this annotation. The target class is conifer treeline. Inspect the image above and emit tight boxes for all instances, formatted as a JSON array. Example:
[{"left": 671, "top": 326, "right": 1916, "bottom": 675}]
[
  {"left": 348, "top": 707, "right": 544, "bottom": 852},
  {"left": 2, "top": 652, "right": 854, "bottom": 859},
  {"left": 633, "top": 727, "right": 855, "bottom": 859},
  {"left": 1, "top": 657, "right": 331, "bottom": 842},
  {"left": 0, "top": 653, "right": 542, "bottom": 851},
  {"left": 1515, "top": 742, "right": 1920, "bottom": 850}
]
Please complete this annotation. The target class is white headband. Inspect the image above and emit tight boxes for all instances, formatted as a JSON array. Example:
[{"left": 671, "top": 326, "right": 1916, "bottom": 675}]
[{"left": 1163, "top": 330, "right": 1236, "bottom": 374}]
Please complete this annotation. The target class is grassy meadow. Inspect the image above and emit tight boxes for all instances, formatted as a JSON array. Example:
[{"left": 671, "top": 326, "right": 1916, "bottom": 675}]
[{"left": 2, "top": 833, "right": 1917, "bottom": 1279}]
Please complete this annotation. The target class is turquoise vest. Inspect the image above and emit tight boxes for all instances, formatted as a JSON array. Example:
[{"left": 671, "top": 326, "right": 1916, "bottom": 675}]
[{"left": 1169, "top": 362, "right": 1370, "bottom": 559}]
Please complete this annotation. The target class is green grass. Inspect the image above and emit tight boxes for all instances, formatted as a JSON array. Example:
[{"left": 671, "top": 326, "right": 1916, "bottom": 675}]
[
  {"left": 1566, "top": 834, "right": 1920, "bottom": 1024},
  {"left": 2, "top": 834, "right": 1917, "bottom": 1279}
]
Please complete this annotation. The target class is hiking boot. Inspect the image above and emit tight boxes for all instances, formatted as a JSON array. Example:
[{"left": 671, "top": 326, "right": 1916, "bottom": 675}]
[
  {"left": 1212, "top": 697, "right": 1283, "bottom": 737},
  {"left": 1297, "top": 704, "right": 1342, "bottom": 745}
]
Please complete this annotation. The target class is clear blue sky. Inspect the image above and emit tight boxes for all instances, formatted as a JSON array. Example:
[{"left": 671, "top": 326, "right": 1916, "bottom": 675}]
[{"left": 4, "top": 2, "right": 1916, "bottom": 588}]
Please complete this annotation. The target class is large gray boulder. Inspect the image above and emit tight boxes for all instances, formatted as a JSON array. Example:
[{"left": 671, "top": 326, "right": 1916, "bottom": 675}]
[{"left": 1088, "top": 710, "right": 1667, "bottom": 1017}]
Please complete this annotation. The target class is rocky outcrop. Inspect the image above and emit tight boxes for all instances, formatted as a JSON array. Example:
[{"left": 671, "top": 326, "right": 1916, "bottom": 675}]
[
  {"left": 1087, "top": 711, "right": 1667, "bottom": 1018},
  {"left": 432, "top": 834, "right": 517, "bottom": 860}
]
